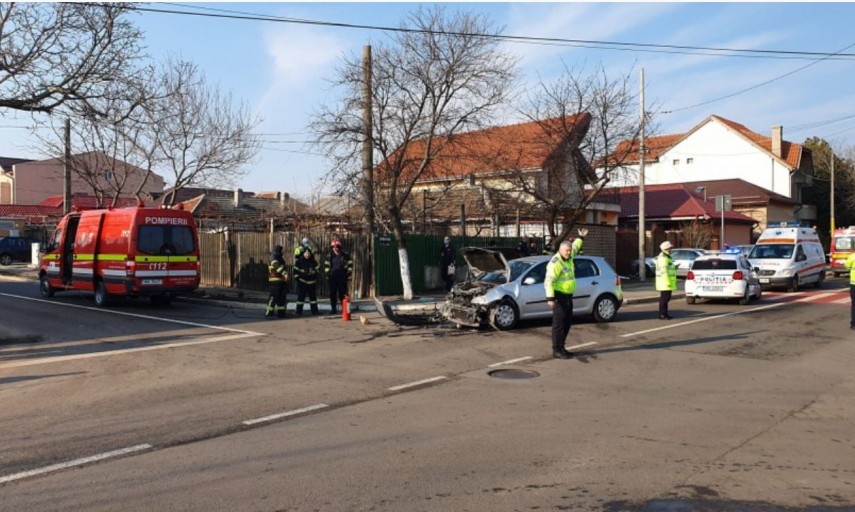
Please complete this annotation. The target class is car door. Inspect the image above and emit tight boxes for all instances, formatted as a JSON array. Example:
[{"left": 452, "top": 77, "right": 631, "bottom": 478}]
[
  {"left": 516, "top": 261, "right": 549, "bottom": 319},
  {"left": 571, "top": 258, "right": 599, "bottom": 313}
]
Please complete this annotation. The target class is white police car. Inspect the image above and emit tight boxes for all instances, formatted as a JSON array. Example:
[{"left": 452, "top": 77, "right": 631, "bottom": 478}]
[{"left": 684, "top": 251, "right": 762, "bottom": 305}]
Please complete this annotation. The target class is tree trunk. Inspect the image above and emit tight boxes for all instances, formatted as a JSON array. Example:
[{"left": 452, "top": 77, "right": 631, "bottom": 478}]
[{"left": 390, "top": 210, "right": 414, "bottom": 300}]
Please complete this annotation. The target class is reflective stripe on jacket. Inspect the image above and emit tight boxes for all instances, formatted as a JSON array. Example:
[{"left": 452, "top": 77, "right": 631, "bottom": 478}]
[
  {"left": 268, "top": 257, "right": 288, "bottom": 282},
  {"left": 846, "top": 253, "right": 855, "bottom": 285},
  {"left": 655, "top": 252, "right": 677, "bottom": 291},
  {"left": 544, "top": 238, "right": 583, "bottom": 297},
  {"left": 295, "top": 257, "right": 320, "bottom": 284}
]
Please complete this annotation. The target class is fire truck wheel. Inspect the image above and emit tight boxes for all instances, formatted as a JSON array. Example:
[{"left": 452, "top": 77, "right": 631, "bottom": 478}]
[
  {"left": 39, "top": 275, "right": 55, "bottom": 298},
  {"left": 94, "top": 281, "right": 110, "bottom": 308}
]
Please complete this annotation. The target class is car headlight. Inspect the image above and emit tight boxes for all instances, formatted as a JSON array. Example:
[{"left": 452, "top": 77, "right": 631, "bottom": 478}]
[
  {"left": 778, "top": 268, "right": 792, "bottom": 277},
  {"left": 470, "top": 295, "right": 487, "bottom": 306}
]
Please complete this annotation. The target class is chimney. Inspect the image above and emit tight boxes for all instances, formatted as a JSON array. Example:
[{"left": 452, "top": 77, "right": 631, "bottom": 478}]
[
  {"left": 279, "top": 191, "right": 289, "bottom": 208},
  {"left": 771, "top": 125, "right": 783, "bottom": 159},
  {"left": 234, "top": 188, "right": 243, "bottom": 208}
]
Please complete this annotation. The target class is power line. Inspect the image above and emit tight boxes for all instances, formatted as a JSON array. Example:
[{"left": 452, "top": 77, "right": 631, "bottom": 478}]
[
  {"left": 126, "top": 3, "right": 855, "bottom": 61},
  {"left": 661, "top": 42, "right": 855, "bottom": 114}
]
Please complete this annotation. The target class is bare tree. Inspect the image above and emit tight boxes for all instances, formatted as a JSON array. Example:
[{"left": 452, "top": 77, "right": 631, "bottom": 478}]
[
  {"left": 680, "top": 219, "right": 715, "bottom": 248},
  {"left": 0, "top": 3, "right": 143, "bottom": 115},
  {"left": 500, "top": 63, "right": 644, "bottom": 252},
  {"left": 312, "top": 6, "right": 517, "bottom": 299},
  {"left": 153, "top": 59, "right": 262, "bottom": 205}
]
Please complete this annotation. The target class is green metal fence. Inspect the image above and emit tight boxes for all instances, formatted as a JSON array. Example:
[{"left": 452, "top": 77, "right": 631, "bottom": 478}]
[{"left": 373, "top": 234, "right": 533, "bottom": 296}]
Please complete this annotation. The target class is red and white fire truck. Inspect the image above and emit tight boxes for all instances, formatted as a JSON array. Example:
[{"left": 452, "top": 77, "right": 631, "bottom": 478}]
[
  {"left": 830, "top": 226, "right": 855, "bottom": 278},
  {"left": 39, "top": 205, "right": 201, "bottom": 307}
]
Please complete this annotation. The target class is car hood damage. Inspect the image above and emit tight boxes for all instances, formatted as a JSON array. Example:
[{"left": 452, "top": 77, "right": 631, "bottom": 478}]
[{"left": 440, "top": 247, "right": 516, "bottom": 328}]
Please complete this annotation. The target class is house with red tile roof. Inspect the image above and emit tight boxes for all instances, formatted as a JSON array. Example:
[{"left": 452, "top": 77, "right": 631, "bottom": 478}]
[
  {"left": 379, "top": 113, "right": 621, "bottom": 237},
  {"left": 603, "top": 115, "right": 816, "bottom": 224}
]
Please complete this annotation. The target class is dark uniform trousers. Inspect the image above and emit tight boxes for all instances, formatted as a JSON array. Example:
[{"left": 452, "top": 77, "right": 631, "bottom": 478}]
[
  {"left": 266, "top": 281, "right": 287, "bottom": 318},
  {"left": 659, "top": 290, "right": 673, "bottom": 317},
  {"left": 329, "top": 272, "right": 348, "bottom": 314},
  {"left": 551, "top": 292, "right": 574, "bottom": 351},
  {"left": 850, "top": 284, "right": 854, "bottom": 328},
  {"left": 296, "top": 280, "right": 319, "bottom": 315}
]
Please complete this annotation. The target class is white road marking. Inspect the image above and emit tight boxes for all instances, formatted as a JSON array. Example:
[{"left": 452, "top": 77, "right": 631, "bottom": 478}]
[
  {"left": 488, "top": 356, "right": 533, "bottom": 368},
  {"left": 620, "top": 303, "right": 786, "bottom": 338},
  {"left": 566, "top": 341, "right": 598, "bottom": 350},
  {"left": 0, "top": 292, "right": 264, "bottom": 336},
  {"left": 388, "top": 376, "right": 448, "bottom": 391},
  {"left": 762, "top": 293, "right": 791, "bottom": 301},
  {"left": 0, "top": 333, "right": 258, "bottom": 370},
  {"left": 0, "top": 444, "right": 152, "bottom": 484},
  {"left": 242, "top": 403, "right": 329, "bottom": 426},
  {"left": 832, "top": 297, "right": 850, "bottom": 305}
]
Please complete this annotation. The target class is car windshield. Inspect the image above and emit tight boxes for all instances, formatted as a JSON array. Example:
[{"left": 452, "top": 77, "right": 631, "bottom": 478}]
[
  {"left": 749, "top": 244, "right": 793, "bottom": 259},
  {"left": 834, "top": 236, "right": 855, "bottom": 251},
  {"left": 480, "top": 259, "right": 533, "bottom": 284}
]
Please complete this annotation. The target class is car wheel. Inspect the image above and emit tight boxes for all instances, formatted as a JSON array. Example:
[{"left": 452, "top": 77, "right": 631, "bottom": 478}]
[
  {"left": 39, "top": 275, "right": 55, "bottom": 298},
  {"left": 787, "top": 274, "right": 799, "bottom": 293},
  {"left": 592, "top": 294, "right": 618, "bottom": 322},
  {"left": 94, "top": 281, "right": 110, "bottom": 308},
  {"left": 0, "top": 253, "right": 12, "bottom": 266},
  {"left": 739, "top": 287, "right": 750, "bottom": 305},
  {"left": 686, "top": 296, "right": 696, "bottom": 305},
  {"left": 814, "top": 271, "right": 824, "bottom": 289},
  {"left": 490, "top": 298, "right": 519, "bottom": 330}
]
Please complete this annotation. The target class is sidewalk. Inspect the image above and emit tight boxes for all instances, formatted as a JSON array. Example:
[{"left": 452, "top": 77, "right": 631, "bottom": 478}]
[{"left": 0, "top": 263, "right": 674, "bottom": 313}]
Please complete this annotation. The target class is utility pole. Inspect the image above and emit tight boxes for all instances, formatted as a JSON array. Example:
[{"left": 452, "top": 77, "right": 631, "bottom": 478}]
[
  {"left": 638, "top": 68, "right": 646, "bottom": 280},
  {"left": 361, "top": 45, "right": 375, "bottom": 298},
  {"left": 63, "top": 118, "right": 72, "bottom": 215},
  {"left": 830, "top": 150, "right": 835, "bottom": 236}
]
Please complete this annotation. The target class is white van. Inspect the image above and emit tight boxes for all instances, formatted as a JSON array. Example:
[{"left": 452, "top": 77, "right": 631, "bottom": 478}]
[{"left": 747, "top": 224, "right": 826, "bottom": 292}]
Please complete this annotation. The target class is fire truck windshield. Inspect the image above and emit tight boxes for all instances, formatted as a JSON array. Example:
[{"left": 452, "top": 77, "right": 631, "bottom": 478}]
[{"left": 833, "top": 236, "right": 854, "bottom": 251}]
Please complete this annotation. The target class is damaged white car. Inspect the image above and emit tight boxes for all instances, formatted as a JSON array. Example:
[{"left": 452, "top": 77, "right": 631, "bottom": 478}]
[{"left": 441, "top": 247, "right": 624, "bottom": 330}]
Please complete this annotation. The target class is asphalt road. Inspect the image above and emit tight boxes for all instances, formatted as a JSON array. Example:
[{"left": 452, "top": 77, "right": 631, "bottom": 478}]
[{"left": 1, "top": 275, "right": 854, "bottom": 511}]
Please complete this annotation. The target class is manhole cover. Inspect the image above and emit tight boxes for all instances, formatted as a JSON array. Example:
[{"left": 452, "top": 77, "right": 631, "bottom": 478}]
[{"left": 488, "top": 369, "right": 540, "bottom": 379}]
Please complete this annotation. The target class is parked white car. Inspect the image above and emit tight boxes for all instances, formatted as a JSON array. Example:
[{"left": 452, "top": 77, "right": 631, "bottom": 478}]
[
  {"left": 442, "top": 248, "right": 624, "bottom": 330},
  {"left": 685, "top": 252, "right": 762, "bottom": 305}
]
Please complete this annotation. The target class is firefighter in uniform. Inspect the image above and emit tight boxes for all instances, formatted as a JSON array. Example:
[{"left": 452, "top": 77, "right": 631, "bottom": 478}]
[
  {"left": 265, "top": 245, "right": 289, "bottom": 318},
  {"left": 655, "top": 241, "right": 677, "bottom": 320},
  {"left": 294, "top": 237, "right": 313, "bottom": 262},
  {"left": 544, "top": 229, "right": 587, "bottom": 359},
  {"left": 846, "top": 251, "right": 855, "bottom": 330},
  {"left": 294, "top": 247, "right": 321, "bottom": 316},
  {"left": 325, "top": 239, "right": 352, "bottom": 315}
]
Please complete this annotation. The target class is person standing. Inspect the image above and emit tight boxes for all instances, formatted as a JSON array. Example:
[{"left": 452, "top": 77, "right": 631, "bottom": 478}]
[
  {"left": 846, "top": 251, "right": 855, "bottom": 330},
  {"left": 517, "top": 236, "right": 531, "bottom": 257},
  {"left": 265, "top": 245, "right": 289, "bottom": 319},
  {"left": 294, "top": 248, "right": 321, "bottom": 316},
  {"left": 545, "top": 229, "right": 588, "bottom": 359},
  {"left": 655, "top": 241, "right": 677, "bottom": 320},
  {"left": 440, "top": 236, "right": 455, "bottom": 292},
  {"left": 294, "top": 237, "right": 313, "bottom": 262},
  {"left": 325, "top": 239, "right": 352, "bottom": 315}
]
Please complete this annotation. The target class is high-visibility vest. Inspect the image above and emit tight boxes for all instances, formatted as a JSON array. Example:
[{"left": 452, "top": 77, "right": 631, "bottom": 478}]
[
  {"left": 655, "top": 252, "right": 677, "bottom": 291},
  {"left": 845, "top": 253, "right": 855, "bottom": 285},
  {"left": 544, "top": 238, "right": 583, "bottom": 297}
]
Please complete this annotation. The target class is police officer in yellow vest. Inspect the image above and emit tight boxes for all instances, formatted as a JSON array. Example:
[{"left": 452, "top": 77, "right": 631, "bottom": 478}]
[
  {"left": 545, "top": 228, "right": 588, "bottom": 359},
  {"left": 845, "top": 252, "right": 855, "bottom": 330},
  {"left": 655, "top": 241, "right": 678, "bottom": 320},
  {"left": 266, "top": 245, "right": 289, "bottom": 319}
]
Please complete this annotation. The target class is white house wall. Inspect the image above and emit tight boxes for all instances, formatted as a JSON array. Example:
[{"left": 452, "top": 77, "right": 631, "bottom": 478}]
[{"left": 607, "top": 121, "right": 793, "bottom": 198}]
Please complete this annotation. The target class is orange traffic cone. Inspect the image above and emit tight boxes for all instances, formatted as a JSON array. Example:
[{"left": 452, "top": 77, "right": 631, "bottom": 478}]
[{"left": 342, "top": 295, "right": 351, "bottom": 322}]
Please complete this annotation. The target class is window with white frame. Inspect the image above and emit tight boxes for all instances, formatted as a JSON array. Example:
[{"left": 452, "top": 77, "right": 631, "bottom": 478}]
[
  {"left": 672, "top": 159, "right": 680, "bottom": 165},
  {"left": 687, "top": 158, "right": 694, "bottom": 164}
]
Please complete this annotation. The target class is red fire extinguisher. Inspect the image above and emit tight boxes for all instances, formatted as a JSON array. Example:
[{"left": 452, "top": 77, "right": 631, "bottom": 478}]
[{"left": 341, "top": 295, "right": 351, "bottom": 322}]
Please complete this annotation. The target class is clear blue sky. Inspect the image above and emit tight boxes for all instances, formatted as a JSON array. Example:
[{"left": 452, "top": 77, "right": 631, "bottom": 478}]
[{"left": 2, "top": 2, "right": 855, "bottom": 201}]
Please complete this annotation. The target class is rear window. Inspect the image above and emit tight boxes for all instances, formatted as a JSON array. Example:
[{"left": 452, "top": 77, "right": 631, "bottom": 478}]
[
  {"left": 137, "top": 226, "right": 195, "bottom": 256},
  {"left": 692, "top": 259, "right": 737, "bottom": 270}
]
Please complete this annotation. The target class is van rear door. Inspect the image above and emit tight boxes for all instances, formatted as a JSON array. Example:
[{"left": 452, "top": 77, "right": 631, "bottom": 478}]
[{"left": 134, "top": 219, "right": 199, "bottom": 289}]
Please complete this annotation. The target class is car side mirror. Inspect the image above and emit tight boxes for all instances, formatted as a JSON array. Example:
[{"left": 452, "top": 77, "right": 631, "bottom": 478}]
[
  {"left": 522, "top": 277, "right": 536, "bottom": 285},
  {"left": 753, "top": 267, "right": 760, "bottom": 273}
]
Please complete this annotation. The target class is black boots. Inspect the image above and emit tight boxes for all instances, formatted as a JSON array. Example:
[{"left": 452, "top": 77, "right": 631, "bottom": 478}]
[{"left": 553, "top": 348, "right": 574, "bottom": 359}]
